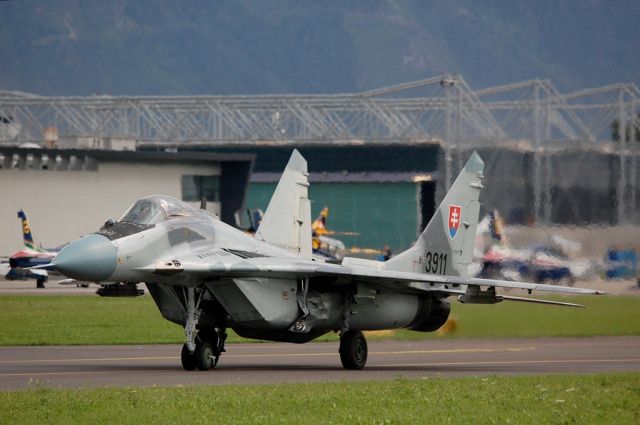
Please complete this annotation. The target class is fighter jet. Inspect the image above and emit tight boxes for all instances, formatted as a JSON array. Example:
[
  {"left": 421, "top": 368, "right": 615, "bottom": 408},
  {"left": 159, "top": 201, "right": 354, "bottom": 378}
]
[
  {"left": 48, "top": 150, "right": 603, "bottom": 371},
  {"left": 5, "top": 210, "right": 61, "bottom": 287}
]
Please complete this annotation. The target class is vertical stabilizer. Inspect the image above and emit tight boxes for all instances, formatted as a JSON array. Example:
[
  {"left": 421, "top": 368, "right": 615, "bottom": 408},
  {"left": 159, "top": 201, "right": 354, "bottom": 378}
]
[
  {"left": 255, "top": 150, "right": 312, "bottom": 259},
  {"left": 17, "top": 210, "right": 44, "bottom": 252},
  {"left": 385, "top": 152, "right": 485, "bottom": 277}
]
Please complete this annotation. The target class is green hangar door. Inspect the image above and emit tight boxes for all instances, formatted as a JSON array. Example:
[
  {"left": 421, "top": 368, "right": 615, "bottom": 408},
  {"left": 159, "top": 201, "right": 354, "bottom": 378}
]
[{"left": 247, "top": 182, "right": 431, "bottom": 254}]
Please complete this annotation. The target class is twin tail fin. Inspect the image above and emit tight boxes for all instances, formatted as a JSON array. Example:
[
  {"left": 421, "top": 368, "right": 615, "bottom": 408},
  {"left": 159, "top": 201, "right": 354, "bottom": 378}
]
[
  {"left": 385, "top": 152, "right": 485, "bottom": 277},
  {"left": 255, "top": 149, "right": 312, "bottom": 259}
]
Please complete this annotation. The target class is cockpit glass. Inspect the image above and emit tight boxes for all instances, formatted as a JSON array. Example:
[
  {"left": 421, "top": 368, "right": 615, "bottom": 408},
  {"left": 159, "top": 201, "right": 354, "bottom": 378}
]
[
  {"left": 119, "top": 196, "right": 195, "bottom": 225},
  {"left": 153, "top": 196, "right": 194, "bottom": 218},
  {"left": 119, "top": 200, "right": 166, "bottom": 225}
]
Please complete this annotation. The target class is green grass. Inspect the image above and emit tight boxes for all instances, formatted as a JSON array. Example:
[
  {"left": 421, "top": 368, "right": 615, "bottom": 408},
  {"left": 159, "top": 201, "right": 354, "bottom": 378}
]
[
  {"left": 0, "top": 295, "right": 639, "bottom": 346},
  {"left": 0, "top": 295, "right": 184, "bottom": 346},
  {"left": 1, "top": 373, "right": 639, "bottom": 424}
]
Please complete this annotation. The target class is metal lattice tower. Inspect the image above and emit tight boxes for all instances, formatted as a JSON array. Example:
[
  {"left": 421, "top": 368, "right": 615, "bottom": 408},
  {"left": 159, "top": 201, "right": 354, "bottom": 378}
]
[
  {"left": 476, "top": 79, "right": 595, "bottom": 144},
  {"left": 474, "top": 79, "right": 598, "bottom": 223},
  {"left": 0, "top": 75, "right": 502, "bottom": 145},
  {"left": 561, "top": 83, "right": 640, "bottom": 224}
]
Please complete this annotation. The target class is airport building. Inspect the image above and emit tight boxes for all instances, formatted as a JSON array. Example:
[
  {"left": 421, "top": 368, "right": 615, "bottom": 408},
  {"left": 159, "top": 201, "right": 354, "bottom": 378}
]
[{"left": 0, "top": 147, "right": 253, "bottom": 254}]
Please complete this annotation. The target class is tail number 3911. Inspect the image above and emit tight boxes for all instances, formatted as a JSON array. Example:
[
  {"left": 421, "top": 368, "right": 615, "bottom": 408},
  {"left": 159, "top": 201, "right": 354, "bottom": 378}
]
[{"left": 424, "top": 252, "right": 447, "bottom": 275}]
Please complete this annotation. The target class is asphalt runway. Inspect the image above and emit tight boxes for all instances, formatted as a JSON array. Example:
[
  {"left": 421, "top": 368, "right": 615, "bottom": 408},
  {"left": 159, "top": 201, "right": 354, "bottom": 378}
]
[{"left": 0, "top": 336, "right": 638, "bottom": 390}]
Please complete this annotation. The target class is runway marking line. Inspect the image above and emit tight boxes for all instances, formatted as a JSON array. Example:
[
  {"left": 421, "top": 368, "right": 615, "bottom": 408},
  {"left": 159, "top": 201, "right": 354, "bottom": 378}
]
[
  {"left": 381, "top": 358, "right": 640, "bottom": 368},
  {"left": 0, "top": 347, "right": 533, "bottom": 364},
  {"left": 1, "top": 369, "right": 177, "bottom": 378},
  {"left": 1, "top": 358, "right": 639, "bottom": 378}
]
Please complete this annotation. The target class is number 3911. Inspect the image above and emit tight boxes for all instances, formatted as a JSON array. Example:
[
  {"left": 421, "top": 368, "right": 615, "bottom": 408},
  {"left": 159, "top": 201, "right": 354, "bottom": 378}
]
[{"left": 424, "top": 252, "right": 447, "bottom": 275}]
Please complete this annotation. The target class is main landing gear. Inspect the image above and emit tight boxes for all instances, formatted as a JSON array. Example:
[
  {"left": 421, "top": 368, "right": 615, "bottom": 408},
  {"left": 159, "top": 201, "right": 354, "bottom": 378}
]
[
  {"left": 339, "top": 330, "right": 368, "bottom": 370},
  {"left": 338, "top": 291, "right": 368, "bottom": 370},
  {"left": 181, "top": 328, "right": 227, "bottom": 371}
]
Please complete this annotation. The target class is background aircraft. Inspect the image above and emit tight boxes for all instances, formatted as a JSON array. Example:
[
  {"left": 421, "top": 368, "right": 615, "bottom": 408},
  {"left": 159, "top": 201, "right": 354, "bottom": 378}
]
[
  {"left": 48, "top": 150, "right": 602, "bottom": 371},
  {"left": 237, "top": 206, "right": 357, "bottom": 262},
  {"left": 474, "top": 210, "right": 598, "bottom": 285},
  {"left": 4, "top": 210, "right": 60, "bottom": 287}
]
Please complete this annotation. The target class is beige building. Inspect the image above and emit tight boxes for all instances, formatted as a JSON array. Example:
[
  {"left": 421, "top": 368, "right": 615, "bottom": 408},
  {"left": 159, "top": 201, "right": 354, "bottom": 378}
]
[{"left": 0, "top": 147, "right": 253, "bottom": 254}]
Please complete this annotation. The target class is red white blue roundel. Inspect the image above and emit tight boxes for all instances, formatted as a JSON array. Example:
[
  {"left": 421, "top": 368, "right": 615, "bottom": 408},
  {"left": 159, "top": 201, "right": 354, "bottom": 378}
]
[{"left": 448, "top": 205, "right": 462, "bottom": 239}]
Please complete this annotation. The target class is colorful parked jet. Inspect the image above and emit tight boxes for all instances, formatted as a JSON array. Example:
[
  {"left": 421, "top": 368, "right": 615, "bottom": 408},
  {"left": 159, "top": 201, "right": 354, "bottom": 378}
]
[{"left": 5, "top": 210, "right": 60, "bottom": 287}]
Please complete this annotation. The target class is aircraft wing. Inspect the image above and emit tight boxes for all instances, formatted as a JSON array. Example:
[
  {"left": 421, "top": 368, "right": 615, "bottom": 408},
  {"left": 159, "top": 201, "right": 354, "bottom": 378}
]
[{"left": 147, "top": 255, "right": 603, "bottom": 306}]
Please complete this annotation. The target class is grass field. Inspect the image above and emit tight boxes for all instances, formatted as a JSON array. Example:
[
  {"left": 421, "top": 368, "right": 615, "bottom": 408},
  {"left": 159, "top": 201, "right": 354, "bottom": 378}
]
[
  {"left": 0, "top": 295, "right": 639, "bottom": 346},
  {"left": 1, "top": 373, "right": 638, "bottom": 424}
]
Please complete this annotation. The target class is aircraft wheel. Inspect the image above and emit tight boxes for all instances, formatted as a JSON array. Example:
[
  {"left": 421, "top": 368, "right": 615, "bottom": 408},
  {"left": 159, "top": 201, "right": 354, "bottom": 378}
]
[
  {"left": 180, "top": 344, "right": 197, "bottom": 371},
  {"left": 195, "top": 341, "right": 216, "bottom": 371},
  {"left": 339, "top": 330, "right": 368, "bottom": 370}
]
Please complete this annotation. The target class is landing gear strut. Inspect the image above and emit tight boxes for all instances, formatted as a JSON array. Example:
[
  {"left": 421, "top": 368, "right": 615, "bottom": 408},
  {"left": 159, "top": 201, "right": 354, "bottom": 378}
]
[
  {"left": 338, "top": 289, "right": 367, "bottom": 370},
  {"left": 183, "top": 287, "right": 202, "bottom": 353},
  {"left": 339, "top": 330, "right": 368, "bottom": 370},
  {"left": 179, "top": 286, "right": 228, "bottom": 371}
]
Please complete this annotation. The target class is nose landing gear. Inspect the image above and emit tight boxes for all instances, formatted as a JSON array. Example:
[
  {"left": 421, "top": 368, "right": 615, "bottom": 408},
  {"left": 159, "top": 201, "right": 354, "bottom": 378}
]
[
  {"left": 181, "top": 328, "right": 227, "bottom": 371},
  {"left": 179, "top": 285, "right": 228, "bottom": 371}
]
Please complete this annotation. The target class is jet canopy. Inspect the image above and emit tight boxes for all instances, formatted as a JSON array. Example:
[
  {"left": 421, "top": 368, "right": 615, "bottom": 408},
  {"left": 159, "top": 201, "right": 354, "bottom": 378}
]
[{"left": 119, "top": 195, "right": 195, "bottom": 225}]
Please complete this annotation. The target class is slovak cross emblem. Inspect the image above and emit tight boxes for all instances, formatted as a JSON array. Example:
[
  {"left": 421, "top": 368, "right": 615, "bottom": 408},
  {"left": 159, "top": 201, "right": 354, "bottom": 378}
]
[{"left": 448, "top": 205, "right": 462, "bottom": 239}]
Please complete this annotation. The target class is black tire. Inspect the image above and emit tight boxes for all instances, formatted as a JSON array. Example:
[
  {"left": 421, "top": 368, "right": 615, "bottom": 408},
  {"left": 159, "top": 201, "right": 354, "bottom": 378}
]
[
  {"left": 195, "top": 341, "right": 215, "bottom": 371},
  {"left": 339, "top": 330, "right": 368, "bottom": 370},
  {"left": 180, "top": 344, "right": 197, "bottom": 371}
]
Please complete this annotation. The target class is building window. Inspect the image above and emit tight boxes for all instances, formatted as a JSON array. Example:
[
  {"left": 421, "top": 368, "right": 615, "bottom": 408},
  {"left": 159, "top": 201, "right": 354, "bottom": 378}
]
[{"left": 181, "top": 175, "right": 219, "bottom": 202}]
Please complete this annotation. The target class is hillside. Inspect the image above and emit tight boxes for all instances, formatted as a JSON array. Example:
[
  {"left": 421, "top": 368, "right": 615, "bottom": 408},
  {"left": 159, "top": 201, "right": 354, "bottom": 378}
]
[{"left": 0, "top": 0, "right": 638, "bottom": 95}]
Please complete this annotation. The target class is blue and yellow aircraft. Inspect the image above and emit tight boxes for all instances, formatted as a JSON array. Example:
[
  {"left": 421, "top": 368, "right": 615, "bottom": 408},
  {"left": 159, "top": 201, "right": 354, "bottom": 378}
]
[{"left": 3, "top": 210, "right": 61, "bottom": 287}]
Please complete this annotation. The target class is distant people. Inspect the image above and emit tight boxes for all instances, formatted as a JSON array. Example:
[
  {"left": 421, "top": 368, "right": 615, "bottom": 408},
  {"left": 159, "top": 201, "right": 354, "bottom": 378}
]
[
  {"left": 382, "top": 245, "right": 392, "bottom": 261},
  {"left": 488, "top": 210, "right": 507, "bottom": 245},
  {"left": 377, "top": 245, "right": 392, "bottom": 262},
  {"left": 312, "top": 206, "right": 332, "bottom": 236},
  {"left": 312, "top": 207, "right": 331, "bottom": 251}
]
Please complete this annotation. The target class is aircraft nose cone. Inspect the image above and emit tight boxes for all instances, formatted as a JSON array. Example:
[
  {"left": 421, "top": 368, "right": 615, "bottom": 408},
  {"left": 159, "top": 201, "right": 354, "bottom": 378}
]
[{"left": 54, "top": 234, "right": 117, "bottom": 281}]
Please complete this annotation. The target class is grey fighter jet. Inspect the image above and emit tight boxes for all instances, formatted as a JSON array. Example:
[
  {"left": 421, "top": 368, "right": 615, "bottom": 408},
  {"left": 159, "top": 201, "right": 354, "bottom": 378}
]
[{"left": 50, "top": 150, "right": 603, "bottom": 371}]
